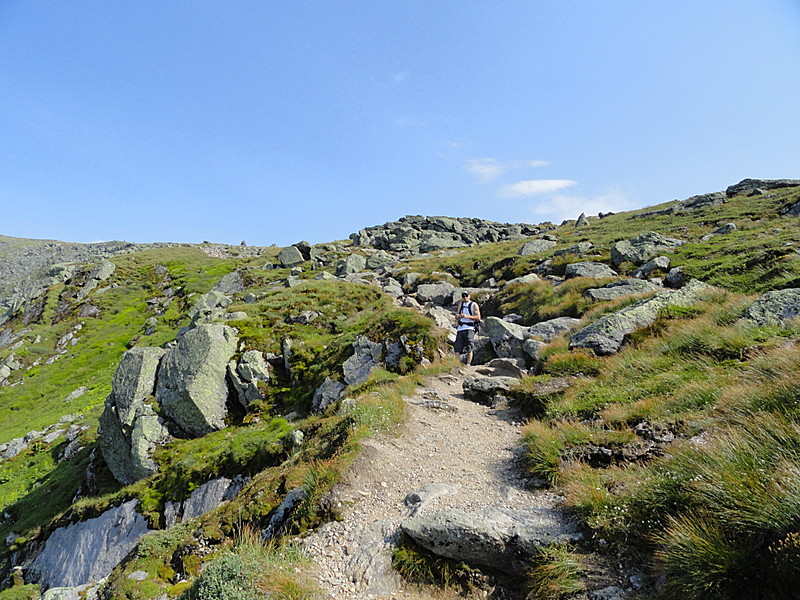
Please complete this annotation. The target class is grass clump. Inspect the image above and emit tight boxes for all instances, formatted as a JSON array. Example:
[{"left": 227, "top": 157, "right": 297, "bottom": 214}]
[
  {"left": 525, "top": 544, "right": 583, "bottom": 600},
  {"left": 180, "top": 528, "right": 316, "bottom": 600},
  {"left": 392, "top": 535, "right": 482, "bottom": 592}
]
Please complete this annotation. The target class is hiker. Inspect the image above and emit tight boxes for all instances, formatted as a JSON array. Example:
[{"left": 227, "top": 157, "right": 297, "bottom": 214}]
[{"left": 454, "top": 291, "right": 481, "bottom": 366}]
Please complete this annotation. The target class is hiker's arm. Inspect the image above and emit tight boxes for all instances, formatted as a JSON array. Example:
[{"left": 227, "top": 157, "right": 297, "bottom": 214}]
[{"left": 473, "top": 304, "right": 481, "bottom": 320}]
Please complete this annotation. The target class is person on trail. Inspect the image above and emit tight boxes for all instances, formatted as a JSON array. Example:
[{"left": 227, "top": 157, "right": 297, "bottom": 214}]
[{"left": 454, "top": 291, "right": 480, "bottom": 366}]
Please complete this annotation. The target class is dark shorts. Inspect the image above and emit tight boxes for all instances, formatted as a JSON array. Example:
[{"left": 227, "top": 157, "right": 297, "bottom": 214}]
[{"left": 454, "top": 328, "right": 475, "bottom": 354}]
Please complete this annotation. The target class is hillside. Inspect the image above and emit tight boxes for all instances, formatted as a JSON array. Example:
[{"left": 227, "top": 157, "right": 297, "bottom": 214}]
[{"left": 1, "top": 177, "right": 800, "bottom": 600}]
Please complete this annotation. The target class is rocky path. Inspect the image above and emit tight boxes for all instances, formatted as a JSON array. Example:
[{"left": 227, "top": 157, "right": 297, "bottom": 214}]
[{"left": 302, "top": 365, "right": 565, "bottom": 600}]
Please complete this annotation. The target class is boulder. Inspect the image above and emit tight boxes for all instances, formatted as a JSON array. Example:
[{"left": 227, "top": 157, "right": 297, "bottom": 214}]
[
  {"left": 99, "top": 347, "right": 169, "bottom": 485},
  {"left": 212, "top": 271, "right": 246, "bottom": 294},
  {"left": 564, "top": 262, "right": 618, "bottom": 279},
  {"left": 632, "top": 256, "right": 670, "bottom": 279},
  {"left": 415, "top": 282, "right": 457, "bottom": 305},
  {"left": 462, "top": 376, "right": 520, "bottom": 404},
  {"left": 700, "top": 223, "right": 737, "bottom": 242},
  {"left": 401, "top": 507, "right": 581, "bottom": 574},
  {"left": 610, "top": 232, "right": 686, "bottom": 267},
  {"left": 164, "top": 477, "right": 245, "bottom": 528},
  {"left": 312, "top": 377, "right": 346, "bottom": 413},
  {"left": 504, "top": 273, "right": 541, "bottom": 287},
  {"left": 584, "top": 279, "right": 661, "bottom": 302},
  {"left": 519, "top": 239, "right": 556, "bottom": 256},
  {"left": 678, "top": 191, "right": 727, "bottom": 210},
  {"left": 570, "top": 279, "right": 713, "bottom": 355},
  {"left": 336, "top": 254, "right": 367, "bottom": 276},
  {"left": 366, "top": 250, "right": 397, "bottom": 270},
  {"left": 527, "top": 317, "right": 582, "bottom": 342},
  {"left": 155, "top": 324, "right": 239, "bottom": 437},
  {"left": 278, "top": 246, "right": 305, "bottom": 268},
  {"left": 743, "top": 288, "right": 800, "bottom": 326},
  {"left": 554, "top": 241, "right": 593, "bottom": 257},
  {"left": 263, "top": 487, "right": 307, "bottom": 541},
  {"left": 575, "top": 213, "right": 590, "bottom": 227},
  {"left": 343, "top": 336, "right": 383, "bottom": 386},
  {"left": 483, "top": 317, "right": 528, "bottom": 360},
  {"left": 665, "top": 266, "right": 687, "bottom": 289},
  {"left": 30, "top": 500, "right": 151, "bottom": 590}
]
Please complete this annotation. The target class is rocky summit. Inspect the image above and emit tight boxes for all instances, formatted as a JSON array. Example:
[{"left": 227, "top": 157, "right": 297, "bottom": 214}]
[{"left": 1, "top": 178, "right": 800, "bottom": 600}]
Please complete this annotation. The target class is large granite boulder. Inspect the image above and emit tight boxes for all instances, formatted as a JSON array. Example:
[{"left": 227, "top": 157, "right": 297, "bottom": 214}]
[
  {"left": 632, "top": 256, "right": 670, "bottom": 279},
  {"left": 519, "top": 239, "right": 556, "bottom": 256},
  {"left": 564, "top": 262, "right": 617, "bottom": 279},
  {"left": 583, "top": 279, "right": 661, "bottom": 302},
  {"left": 155, "top": 324, "right": 238, "bottom": 437},
  {"left": 527, "top": 317, "right": 582, "bottom": 342},
  {"left": 610, "top": 232, "right": 686, "bottom": 267},
  {"left": 401, "top": 507, "right": 581, "bottom": 574},
  {"left": 743, "top": 288, "right": 800, "bottom": 326},
  {"left": 483, "top": 317, "right": 528, "bottom": 360},
  {"left": 278, "top": 246, "right": 305, "bottom": 268},
  {"left": 30, "top": 500, "right": 151, "bottom": 590},
  {"left": 336, "top": 254, "right": 367, "bottom": 276},
  {"left": 553, "top": 241, "right": 593, "bottom": 257},
  {"left": 99, "top": 347, "right": 169, "bottom": 485},
  {"left": 415, "top": 282, "right": 457, "bottom": 305},
  {"left": 188, "top": 290, "right": 232, "bottom": 325},
  {"left": 570, "top": 279, "right": 712, "bottom": 355}
]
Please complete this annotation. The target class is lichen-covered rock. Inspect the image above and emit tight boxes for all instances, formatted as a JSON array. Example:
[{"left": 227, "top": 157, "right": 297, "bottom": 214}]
[
  {"left": 156, "top": 324, "right": 238, "bottom": 437},
  {"left": 584, "top": 279, "right": 660, "bottom": 302},
  {"left": 610, "top": 232, "right": 686, "bottom": 267},
  {"left": 743, "top": 288, "right": 800, "bottom": 326},
  {"left": 554, "top": 241, "right": 593, "bottom": 257},
  {"left": 570, "top": 279, "right": 713, "bottom": 355},
  {"left": 30, "top": 500, "right": 150, "bottom": 590},
  {"left": 483, "top": 317, "right": 528, "bottom": 360},
  {"left": 278, "top": 246, "right": 305, "bottom": 268},
  {"left": 401, "top": 507, "right": 581, "bottom": 574},
  {"left": 188, "top": 290, "right": 232, "bottom": 324},
  {"left": 99, "top": 347, "right": 169, "bottom": 484},
  {"left": 336, "top": 254, "right": 367, "bottom": 276},
  {"left": 632, "top": 256, "right": 670, "bottom": 279},
  {"left": 228, "top": 350, "right": 271, "bottom": 408},
  {"left": 415, "top": 282, "right": 457, "bottom": 305},
  {"left": 564, "top": 262, "right": 617, "bottom": 279},
  {"left": 527, "top": 317, "right": 582, "bottom": 342},
  {"left": 164, "top": 477, "right": 246, "bottom": 528},
  {"left": 725, "top": 178, "right": 800, "bottom": 197},
  {"left": 519, "top": 239, "right": 556, "bottom": 256}
]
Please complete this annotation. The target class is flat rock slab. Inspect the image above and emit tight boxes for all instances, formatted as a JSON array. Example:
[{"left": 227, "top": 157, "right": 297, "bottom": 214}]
[
  {"left": 401, "top": 506, "right": 581, "bottom": 574},
  {"left": 30, "top": 500, "right": 150, "bottom": 590}
]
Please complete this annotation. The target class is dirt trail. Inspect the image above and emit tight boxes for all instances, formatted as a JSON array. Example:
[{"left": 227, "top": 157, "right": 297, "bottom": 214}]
[{"left": 302, "top": 365, "right": 564, "bottom": 600}]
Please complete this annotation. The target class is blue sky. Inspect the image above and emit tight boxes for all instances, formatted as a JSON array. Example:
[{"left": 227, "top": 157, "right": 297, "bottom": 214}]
[{"left": 2, "top": 1, "right": 799, "bottom": 247}]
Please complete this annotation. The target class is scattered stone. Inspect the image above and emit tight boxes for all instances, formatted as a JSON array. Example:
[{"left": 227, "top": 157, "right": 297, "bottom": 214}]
[
  {"left": 632, "top": 256, "right": 671, "bottom": 279},
  {"left": 278, "top": 246, "right": 305, "bottom": 268},
  {"left": 744, "top": 288, "right": 800, "bottom": 326},
  {"left": 462, "top": 376, "right": 520, "bottom": 404},
  {"left": 312, "top": 377, "right": 346, "bottom": 413}
]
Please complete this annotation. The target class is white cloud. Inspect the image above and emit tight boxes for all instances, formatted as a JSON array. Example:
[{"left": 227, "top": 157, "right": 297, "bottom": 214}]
[
  {"left": 499, "top": 179, "right": 577, "bottom": 198},
  {"left": 464, "top": 158, "right": 551, "bottom": 183},
  {"left": 464, "top": 158, "right": 506, "bottom": 183},
  {"left": 525, "top": 188, "right": 640, "bottom": 222}
]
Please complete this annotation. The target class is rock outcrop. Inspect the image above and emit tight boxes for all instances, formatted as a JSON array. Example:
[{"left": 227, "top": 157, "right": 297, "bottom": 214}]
[
  {"left": 350, "top": 216, "right": 541, "bottom": 253},
  {"left": 610, "top": 232, "right": 686, "bottom": 267},
  {"left": 29, "top": 500, "right": 151, "bottom": 590},
  {"left": 725, "top": 178, "right": 800, "bottom": 197},
  {"left": 570, "top": 279, "right": 713, "bottom": 355}
]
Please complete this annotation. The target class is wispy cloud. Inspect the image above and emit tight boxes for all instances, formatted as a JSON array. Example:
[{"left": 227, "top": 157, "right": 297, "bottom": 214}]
[
  {"left": 526, "top": 188, "right": 639, "bottom": 222},
  {"left": 464, "top": 157, "right": 550, "bottom": 183},
  {"left": 499, "top": 179, "right": 577, "bottom": 198}
]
